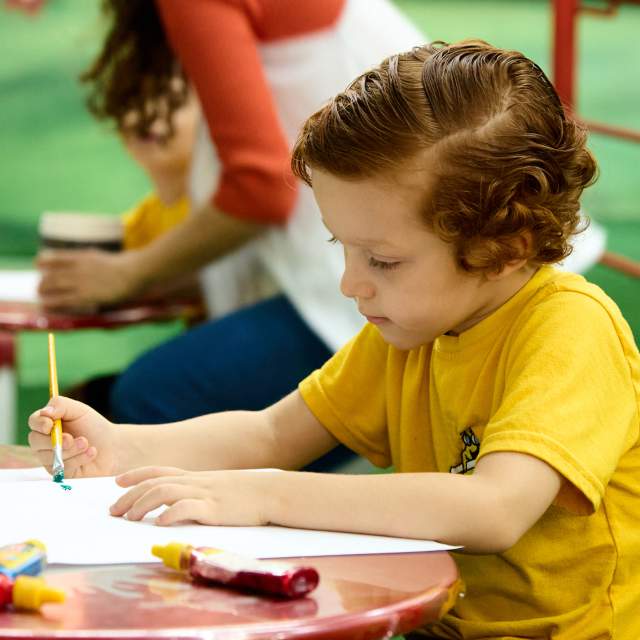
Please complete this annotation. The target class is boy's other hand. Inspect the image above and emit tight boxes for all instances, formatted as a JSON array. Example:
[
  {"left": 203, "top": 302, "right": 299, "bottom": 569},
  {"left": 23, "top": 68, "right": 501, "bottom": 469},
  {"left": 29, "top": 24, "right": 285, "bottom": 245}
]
[
  {"left": 28, "top": 396, "right": 120, "bottom": 478},
  {"left": 110, "top": 467, "right": 283, "bottom": 526},
  {"left": 37, "top": 249, "right": 143, "bottom": 310}
]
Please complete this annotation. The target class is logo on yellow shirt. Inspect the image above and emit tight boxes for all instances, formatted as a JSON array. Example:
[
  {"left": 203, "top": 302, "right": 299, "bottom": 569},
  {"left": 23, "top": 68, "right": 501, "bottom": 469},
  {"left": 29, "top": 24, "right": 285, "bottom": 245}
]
[{"left": 450, "top": 427, "right": 480, "bottom": 474}]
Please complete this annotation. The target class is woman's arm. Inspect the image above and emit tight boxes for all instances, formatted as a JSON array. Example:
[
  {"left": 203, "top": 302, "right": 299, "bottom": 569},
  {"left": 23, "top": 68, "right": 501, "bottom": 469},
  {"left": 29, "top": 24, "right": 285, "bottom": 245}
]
[
  {"left": 37, "top": 202, "right": 263, "bottom": 309},
  {"left": 128, "top": 201, "right": 263, "bottom": 292},
  {"left": 39, "top": 0, "right": 298, "bottom": 309}
]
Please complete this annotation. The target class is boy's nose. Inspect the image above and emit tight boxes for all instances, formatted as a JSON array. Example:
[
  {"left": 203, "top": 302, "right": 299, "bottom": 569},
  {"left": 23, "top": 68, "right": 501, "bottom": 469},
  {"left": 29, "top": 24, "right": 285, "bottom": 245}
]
[{"left": 340, "top": 267, "right": 375, "bottom": 300}]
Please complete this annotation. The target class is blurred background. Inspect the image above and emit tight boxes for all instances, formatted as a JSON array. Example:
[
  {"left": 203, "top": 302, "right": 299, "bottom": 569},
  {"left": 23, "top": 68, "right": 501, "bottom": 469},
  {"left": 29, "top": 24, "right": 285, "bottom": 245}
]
[{"left": 1, "top": 0, "right": 639, "bottom": 441}]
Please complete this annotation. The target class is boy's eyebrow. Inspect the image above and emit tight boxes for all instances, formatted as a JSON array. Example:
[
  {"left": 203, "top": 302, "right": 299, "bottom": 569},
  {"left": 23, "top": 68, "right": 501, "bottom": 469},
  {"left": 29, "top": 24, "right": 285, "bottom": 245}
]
[
  {"left": 335, "top": 235, "right": 405, "bottom": 254},
  {"left": 320, "top": 220, "right": 402, "bottom": 252},
  {"left": 354, "top": 238, "right": 402, "bottom": 251}
]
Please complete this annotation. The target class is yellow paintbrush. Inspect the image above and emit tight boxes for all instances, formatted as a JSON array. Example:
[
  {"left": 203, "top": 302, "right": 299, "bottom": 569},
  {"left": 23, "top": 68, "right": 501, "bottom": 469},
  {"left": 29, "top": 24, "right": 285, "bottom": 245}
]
[{"left": 47, "top": 332, "right": 65, "bottom": 483}]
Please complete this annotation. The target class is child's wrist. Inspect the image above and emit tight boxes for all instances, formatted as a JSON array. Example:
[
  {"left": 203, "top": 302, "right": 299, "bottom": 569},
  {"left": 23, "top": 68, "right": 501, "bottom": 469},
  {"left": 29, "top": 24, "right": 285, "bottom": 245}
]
[
  {"left": 112, "top": 424, "right": 145, "bottom": 475},
  {"left": 262, "top": 470, "right": 293, "bottom": 526}
]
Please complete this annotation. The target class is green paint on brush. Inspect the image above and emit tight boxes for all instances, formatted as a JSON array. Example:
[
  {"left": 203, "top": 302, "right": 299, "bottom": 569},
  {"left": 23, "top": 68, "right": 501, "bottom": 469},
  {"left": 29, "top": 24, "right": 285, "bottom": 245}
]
[{"left": 53, "top": 472, "right": 71, "bottom": 490}]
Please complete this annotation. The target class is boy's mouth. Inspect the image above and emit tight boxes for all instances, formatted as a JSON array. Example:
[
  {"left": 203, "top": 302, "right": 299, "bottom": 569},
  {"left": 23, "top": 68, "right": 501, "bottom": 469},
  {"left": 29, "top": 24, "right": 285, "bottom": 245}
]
[{"left": 364, "top": 314, "right": 389, "bottom": 325}]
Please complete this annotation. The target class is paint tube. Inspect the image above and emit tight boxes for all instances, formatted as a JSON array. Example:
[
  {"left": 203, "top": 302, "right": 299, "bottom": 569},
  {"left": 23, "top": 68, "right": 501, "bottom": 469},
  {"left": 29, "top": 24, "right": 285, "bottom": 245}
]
[
  {"left": 0, "top": 574, "right": 65, "bottom": 611},
  {"left": 0, "top": 540, "right": 47, "bottom": 579},
  {"left": 152, "top": 542, "right": 319, "bottom": 598}
]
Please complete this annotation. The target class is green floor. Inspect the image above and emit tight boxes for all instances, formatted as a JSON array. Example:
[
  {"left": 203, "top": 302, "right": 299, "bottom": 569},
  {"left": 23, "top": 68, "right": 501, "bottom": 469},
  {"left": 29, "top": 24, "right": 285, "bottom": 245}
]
[{"left": 1, "top": 1, "right": 639, "bottom": 443}]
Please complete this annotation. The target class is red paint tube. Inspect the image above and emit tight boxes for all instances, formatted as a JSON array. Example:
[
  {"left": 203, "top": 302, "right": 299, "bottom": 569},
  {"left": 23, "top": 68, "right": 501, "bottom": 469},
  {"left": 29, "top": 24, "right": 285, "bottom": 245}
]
[
  {"left": 0, "top": 574, "right": 65, "bottom": 611},
  {"left": 152, "top": 542, "right": 319, "bottom": 598}
]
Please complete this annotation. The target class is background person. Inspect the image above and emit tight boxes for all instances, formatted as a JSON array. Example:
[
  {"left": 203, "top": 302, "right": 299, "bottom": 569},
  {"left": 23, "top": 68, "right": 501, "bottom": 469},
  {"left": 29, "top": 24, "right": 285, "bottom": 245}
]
[{"left": 37, "top": 0, "right": 425, "bottom": 441}]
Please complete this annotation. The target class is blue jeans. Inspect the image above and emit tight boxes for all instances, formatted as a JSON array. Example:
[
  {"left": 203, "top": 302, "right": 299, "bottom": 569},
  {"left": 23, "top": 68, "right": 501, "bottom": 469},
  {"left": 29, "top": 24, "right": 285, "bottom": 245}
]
[{"left": 110, "top": 295, "right": 354, "bottom": 470}]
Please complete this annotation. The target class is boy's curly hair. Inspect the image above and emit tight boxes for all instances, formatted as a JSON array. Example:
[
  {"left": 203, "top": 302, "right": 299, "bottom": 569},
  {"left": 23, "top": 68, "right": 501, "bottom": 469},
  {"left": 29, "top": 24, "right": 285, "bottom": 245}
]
[
  {"left": 291, "top": 41, "right": 598, "bottom": 273},
  {"left": 80, "top": 0, "right": 187, "bottom": 139}
]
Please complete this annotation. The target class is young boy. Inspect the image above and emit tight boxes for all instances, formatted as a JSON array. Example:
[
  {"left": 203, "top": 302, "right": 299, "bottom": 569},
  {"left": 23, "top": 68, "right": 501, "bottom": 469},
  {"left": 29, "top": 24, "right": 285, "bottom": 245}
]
[{"left": 28, "top": 41, "right": 640, "bottom": 638}]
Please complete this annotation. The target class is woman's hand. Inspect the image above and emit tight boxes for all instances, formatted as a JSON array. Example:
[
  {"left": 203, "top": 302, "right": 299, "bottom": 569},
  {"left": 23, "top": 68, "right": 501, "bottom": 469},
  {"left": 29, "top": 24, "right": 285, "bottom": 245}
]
[
  {"left": 110, "top": 466, "right": 283, "bottom": 526},
  {"left": 28, "top": 396, "right": 121, "bottom": 478},
  {"left": 37, "top": 249, "right": 144, "bottom": 310}
]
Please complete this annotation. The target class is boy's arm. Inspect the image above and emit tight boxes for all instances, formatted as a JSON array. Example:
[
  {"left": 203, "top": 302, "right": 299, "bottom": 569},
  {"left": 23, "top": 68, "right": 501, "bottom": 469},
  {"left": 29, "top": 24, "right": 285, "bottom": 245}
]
[
  {"left": 267, "top": 449, "right": 562, "bottom": 554},
  {"left": 118, "top": 390, "right": 340, "bottom": 473},
  {"left": 114, "top": 393, "right": 561, "bottom": 554}
]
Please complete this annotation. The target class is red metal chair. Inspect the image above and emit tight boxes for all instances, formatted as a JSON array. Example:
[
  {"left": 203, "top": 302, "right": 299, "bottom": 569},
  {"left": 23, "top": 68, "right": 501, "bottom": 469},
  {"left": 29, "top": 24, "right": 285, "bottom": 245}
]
[{"left": 552, "top": 0, "right": 640, "bottom": 278}]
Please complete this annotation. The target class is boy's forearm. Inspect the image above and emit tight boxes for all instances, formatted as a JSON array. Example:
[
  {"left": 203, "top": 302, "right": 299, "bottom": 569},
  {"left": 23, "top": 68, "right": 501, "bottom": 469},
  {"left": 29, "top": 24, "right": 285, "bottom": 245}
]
[
  {"left": 115, "top": 410, "right": 279, "bottom": 473},
  {"left": 267, "top": 471, "right": 517, "bottom": 554}
]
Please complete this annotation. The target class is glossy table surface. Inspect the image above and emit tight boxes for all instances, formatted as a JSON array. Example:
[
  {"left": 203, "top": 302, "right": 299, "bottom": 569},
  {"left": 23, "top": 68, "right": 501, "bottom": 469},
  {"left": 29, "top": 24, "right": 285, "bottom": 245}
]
[
  {"left": 0, "top": 446, "right": 461, "bottom": 640},
  {"left": 0, "top": 300, "right": 202, "bottom": 332}
]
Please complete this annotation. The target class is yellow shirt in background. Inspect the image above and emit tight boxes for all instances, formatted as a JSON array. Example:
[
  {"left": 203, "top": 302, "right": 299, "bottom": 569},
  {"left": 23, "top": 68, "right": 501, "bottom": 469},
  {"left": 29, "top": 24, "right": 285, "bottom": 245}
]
[
  {"left": 123, "top": 193, "right": 189, "bottom": 250},
  {"left": 300, "top": 266, "right": 640, "bottom": 639}
]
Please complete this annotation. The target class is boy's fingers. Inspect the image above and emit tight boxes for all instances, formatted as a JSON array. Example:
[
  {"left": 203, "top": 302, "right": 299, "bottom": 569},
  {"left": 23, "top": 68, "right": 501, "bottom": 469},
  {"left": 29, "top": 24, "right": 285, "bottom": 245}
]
[
  {"left": 29, "top": 436, "right": 90, "bottom": 468},
  {"left": 39, "top": 396, "right": 92, "bottom": 423},
  {"left": 116, "top": 466, "right": 185, "bottom": 487},
  {"left": 110, "top": 483, "right": 150, "bottom": 516},
  {"left": 62, "top": 437, "right": 90, "bottom": 460},
  {"left": 28, "top": 410, "right": 53, "bottom": 435},
  {"left": 110, "top": 476, "right": 175, "bottom": 516},
  {"left": 117, "top": 484, "right": 201, "bottom": 522},
  {"left": 62, "top": 448, "right": 98, "bottom": 479},
  {"left": 157, "top": 499, "right": 211, "bottom": 526},
  {"left": 28, "top": 431, "right": 74, "bottom": 452}
]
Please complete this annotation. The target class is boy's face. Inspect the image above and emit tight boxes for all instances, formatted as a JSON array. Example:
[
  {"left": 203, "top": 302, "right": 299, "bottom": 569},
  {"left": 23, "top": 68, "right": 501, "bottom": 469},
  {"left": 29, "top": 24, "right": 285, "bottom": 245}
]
[{"left": 313, "top": 168, "right": 526, "bottom": 350}]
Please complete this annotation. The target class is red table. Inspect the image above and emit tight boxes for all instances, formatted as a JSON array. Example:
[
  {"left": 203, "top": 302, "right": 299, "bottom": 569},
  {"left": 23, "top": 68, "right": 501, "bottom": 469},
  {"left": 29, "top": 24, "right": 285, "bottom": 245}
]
[
  {"left": 0, "top": 446, "right": 461, "bottom": 639},
  {"left": 0, "top": 299, "right": 202, "bottom": 444},
  {"left": 0, "top": 300, "right": 202, "bottom": 333}
]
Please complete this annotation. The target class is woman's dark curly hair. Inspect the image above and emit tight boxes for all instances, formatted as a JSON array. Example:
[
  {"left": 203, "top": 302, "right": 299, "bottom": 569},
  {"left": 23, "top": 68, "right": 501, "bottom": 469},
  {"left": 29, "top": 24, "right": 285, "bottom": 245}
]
[
  {"left": 292, "top": 40, "right": 598, "bottom": 274},
  {"left": 80, "top": 0, "right": 187, "bottom": 138}
]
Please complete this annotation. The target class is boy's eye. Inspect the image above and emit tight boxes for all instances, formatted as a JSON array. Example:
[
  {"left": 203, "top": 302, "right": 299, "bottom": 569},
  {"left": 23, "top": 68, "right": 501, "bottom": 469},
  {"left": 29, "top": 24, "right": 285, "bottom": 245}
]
[
  {"left": 327, "top": 236, "right": 338, "bottom": 244},
  {"left": 369, "top": 256, "right": 400, "bottom": 270}
]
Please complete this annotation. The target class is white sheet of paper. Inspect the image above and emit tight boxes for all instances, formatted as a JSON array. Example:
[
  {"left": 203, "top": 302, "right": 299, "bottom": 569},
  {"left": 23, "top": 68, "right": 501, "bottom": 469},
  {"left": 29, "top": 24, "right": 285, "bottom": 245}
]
[
  {"left": 0, "top": 270, "right": 40, "bottom": 302},
  {"left": 0, "top": 469, "right": 457, "bottom": 564}
]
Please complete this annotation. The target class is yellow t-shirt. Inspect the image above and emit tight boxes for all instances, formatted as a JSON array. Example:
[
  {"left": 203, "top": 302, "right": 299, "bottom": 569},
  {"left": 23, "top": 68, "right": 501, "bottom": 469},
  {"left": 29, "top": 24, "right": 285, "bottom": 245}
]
[
  {"left": 299, "top": 266, "right": 640, "bottom": 639},
  {"left": 123, "top": 193, "right": 189, "bottom": 250}
]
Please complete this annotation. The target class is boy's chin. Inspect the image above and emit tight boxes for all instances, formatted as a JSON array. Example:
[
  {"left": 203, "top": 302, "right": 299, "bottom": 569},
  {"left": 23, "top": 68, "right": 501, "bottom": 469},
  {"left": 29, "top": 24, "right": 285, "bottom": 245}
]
[{"left": 376, "top": 326, "right": 431, "bottom": 351}]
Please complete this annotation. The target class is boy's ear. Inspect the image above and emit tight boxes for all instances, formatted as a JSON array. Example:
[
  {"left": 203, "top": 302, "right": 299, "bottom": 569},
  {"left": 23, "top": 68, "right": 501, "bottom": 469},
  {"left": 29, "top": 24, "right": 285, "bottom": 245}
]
[{"left": 486, "top": 231, "right": 533, "bottom": 281}]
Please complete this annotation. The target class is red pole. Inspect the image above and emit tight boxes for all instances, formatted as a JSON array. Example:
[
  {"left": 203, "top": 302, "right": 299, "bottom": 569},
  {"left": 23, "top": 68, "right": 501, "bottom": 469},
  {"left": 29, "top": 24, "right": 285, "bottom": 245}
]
[{"left": 552, "top": 0, "right": 579, "bottom": 112}]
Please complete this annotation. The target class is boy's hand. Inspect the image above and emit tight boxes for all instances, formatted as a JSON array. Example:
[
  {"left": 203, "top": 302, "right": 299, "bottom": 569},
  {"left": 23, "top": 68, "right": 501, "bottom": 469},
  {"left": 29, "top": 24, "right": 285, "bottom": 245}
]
[
  {"left": 110, "top": 467, "right": 282, "bottom": 526},
  {"left": 28, "top": 396, "right": 120, "bottom": 478},
  {"left": 37, "top": 249, "right": 143, "bottom": 310}
]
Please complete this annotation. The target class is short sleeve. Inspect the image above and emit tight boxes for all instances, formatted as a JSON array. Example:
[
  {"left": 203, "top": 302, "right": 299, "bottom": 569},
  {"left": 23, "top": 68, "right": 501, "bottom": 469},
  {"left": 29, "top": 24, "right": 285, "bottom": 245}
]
[
  {"left": 478, "top": 291, "right": 639, "bottom": 515},
  {"left": 299, "top": 324, "right": 392, "bottom": 467},
  {"left": 155, "top": 0, "right": 297, "bottom": 224}
]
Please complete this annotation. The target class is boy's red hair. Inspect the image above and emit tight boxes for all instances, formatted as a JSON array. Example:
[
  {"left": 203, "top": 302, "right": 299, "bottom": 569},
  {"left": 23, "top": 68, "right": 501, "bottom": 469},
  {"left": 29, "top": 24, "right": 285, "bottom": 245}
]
[{"left": 291, "top": 41, "right": 597, "bottom": 273}]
